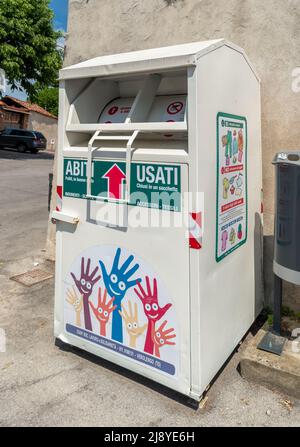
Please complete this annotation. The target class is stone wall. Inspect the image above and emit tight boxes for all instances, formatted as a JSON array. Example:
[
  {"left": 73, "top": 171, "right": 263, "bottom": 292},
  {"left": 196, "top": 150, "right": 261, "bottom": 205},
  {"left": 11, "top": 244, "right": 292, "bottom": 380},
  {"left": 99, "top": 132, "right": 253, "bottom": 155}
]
[{"left": 28, "top": 112, "right": 58, "bottom": 152}]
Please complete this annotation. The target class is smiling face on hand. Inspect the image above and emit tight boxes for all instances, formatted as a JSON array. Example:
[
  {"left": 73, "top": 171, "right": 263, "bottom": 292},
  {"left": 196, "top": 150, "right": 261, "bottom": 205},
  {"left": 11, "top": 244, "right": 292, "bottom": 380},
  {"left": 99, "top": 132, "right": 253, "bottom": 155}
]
[
  {"left": 90, "top": 287, "right": 116, "bottom": 327},
  {"left": 152, "top": 320, "right": 176, "bottom": 352},
  {"left": 125, "top": 320, "right": 139, "bottom": 337},
  {"left": 78, "top": 277, "right": 92, "bottom": 295},
  {"left": 106, "top": 272, "right": 127, "bottom": 299},
  {"left": 153, "top": 329, "right": 165, "bottom": 346},
  {"left": 95, "top": 304, "right": 110, "bottom": 323},
  {"left": 143, "top": 297, "right": 162, "bottom": 322},
  {"left": 119, "top": 301, "right": 147, "bottom": 347},
  {"left": 71, "top": 257, "right": 101, "bottom": 298},
  {"left": 99, "top": 248, "right": 141, "bottom": 305},
  {"left": 134, "top": 276, "right": 172, "bottom": 323}
]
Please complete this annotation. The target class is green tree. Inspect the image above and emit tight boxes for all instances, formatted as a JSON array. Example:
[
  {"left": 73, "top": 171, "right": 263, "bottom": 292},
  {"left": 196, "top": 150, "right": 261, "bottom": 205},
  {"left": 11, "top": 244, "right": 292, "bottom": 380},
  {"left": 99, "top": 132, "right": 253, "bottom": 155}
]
[
  {"left": 30, "top": 86, "right": 59, "bottom": 116},
  {"left": 0, "top": 0, "right": 63, "bottom": 96}
]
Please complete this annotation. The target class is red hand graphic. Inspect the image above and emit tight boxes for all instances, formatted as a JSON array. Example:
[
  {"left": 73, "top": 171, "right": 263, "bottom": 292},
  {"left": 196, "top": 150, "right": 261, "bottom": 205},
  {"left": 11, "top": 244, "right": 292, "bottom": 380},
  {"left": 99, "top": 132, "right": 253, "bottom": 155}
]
[{"left": 134, "top": 276, "right": 172, "bottom": 355}]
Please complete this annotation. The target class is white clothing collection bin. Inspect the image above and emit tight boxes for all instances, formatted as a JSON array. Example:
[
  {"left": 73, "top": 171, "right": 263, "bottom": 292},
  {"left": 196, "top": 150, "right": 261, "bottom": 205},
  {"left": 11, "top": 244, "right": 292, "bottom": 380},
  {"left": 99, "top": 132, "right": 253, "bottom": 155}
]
[{"left": 54, "top": 39, "right": 263, "bottom": 401}]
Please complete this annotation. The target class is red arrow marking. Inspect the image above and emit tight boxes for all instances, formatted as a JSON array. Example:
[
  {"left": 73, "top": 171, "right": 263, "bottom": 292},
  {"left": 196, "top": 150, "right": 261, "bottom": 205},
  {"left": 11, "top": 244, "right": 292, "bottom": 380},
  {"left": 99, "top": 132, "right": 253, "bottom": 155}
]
[
  {"left": 167, "top": 101, "right": 183, "bottom": 115},
  {"left": 102, "top": 164, "right": 126, "bottom": 199}
]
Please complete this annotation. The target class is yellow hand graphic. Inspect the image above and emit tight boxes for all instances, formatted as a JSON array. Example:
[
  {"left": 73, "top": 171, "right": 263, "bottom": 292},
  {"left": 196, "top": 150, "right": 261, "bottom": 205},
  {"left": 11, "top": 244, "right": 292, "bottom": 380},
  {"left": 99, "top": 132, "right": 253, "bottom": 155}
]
[
  {"left": 66, "top": 286, "right": 83, "bottom": 327},
  {"left": 119, "top": 301, "right": 147, "bottom": 349}
]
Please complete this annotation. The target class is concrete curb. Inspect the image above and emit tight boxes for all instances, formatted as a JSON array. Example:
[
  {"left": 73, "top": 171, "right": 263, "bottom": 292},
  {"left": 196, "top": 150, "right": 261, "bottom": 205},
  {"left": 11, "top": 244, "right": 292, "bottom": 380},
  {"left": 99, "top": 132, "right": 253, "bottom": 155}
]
[{"left": 240, "top": 329, "right": 300, "bottom": 400}]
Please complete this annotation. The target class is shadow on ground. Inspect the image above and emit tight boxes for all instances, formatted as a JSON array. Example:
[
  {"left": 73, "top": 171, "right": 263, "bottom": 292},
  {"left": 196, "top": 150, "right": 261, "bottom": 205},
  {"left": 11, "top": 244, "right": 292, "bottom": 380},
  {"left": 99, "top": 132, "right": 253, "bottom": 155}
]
[
  {"left": 55, "top": 337, "right": 200, "bottom": 409},
  {"left": 55, "top": 309, "right": 269, "bottom": 410}
]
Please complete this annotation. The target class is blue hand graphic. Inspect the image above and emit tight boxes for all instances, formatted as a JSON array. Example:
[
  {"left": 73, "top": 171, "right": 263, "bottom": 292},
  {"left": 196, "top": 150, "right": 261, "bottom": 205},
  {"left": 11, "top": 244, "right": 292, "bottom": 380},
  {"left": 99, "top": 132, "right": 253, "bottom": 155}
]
[{"left": 99, "top": 248, "right": 141, "bottom": 342}]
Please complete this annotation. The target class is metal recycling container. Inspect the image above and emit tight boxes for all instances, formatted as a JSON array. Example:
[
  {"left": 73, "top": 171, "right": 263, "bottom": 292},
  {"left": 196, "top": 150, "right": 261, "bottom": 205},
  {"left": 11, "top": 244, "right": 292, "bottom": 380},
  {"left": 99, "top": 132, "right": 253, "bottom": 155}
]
[
  {"left": 273, "top": 152, "right": 300, "bottom": 285},
  {"left": 53, "top": 39, "right": 263, "bottom": 401}
]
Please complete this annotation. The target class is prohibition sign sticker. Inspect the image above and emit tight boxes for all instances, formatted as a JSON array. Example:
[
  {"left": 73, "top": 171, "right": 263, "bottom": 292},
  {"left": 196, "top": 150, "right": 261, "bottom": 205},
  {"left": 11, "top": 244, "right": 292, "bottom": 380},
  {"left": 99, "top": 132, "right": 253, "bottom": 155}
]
[
  {"left": 108, "top": 106, "right": 119, "bottom": 115},
  {"left": 167, "top": 101, "right": 184, "bottom": 115}
]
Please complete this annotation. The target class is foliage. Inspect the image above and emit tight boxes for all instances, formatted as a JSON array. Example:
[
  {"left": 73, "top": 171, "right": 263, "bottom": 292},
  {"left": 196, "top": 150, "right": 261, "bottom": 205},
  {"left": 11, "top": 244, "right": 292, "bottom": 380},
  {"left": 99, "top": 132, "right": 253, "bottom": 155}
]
[
  {"left": 29, "top": 86, "right": 59, "bottom": 116},
  {"left": 0, "top": 0, "right": 63, "bottom": 96}
]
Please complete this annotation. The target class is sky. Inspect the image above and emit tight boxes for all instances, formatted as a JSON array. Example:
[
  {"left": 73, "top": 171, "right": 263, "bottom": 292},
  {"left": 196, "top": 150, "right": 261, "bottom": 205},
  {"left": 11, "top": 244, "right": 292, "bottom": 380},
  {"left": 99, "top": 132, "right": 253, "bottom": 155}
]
[
  {"left": 50, "top": 0, "right": 69, "bottom": 32},
  {"left": 6, "top": 0, "right": 69, "bottom": 100}
]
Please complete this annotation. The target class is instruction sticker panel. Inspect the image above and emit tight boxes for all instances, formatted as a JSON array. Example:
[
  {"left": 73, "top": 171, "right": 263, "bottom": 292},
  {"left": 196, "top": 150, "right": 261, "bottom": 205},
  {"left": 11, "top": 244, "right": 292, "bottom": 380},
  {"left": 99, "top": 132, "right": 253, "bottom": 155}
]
[
  {"left": 216, "top": 113, "right": 247, "bottom": 262},
  {"left": 63, "top": 159, "right": 181, "bottom": 212}
]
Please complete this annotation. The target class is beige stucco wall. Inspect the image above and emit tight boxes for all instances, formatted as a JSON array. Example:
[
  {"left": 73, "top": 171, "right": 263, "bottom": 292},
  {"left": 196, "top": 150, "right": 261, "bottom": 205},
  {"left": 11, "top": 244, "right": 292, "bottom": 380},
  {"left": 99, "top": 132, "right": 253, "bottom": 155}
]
[
  {"left": 28, "top": 112, "right": 58, "bottom": 152},
  {"left": 64, "top": 0, "right": 300, "bottom": 309}
]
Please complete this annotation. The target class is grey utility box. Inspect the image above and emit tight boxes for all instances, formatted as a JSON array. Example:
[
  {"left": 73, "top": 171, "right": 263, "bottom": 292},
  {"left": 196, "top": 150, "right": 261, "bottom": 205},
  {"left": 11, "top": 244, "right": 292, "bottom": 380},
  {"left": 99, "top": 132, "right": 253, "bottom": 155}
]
[{"left": 273, "top": 152, "right": 300, "bottom": 285}]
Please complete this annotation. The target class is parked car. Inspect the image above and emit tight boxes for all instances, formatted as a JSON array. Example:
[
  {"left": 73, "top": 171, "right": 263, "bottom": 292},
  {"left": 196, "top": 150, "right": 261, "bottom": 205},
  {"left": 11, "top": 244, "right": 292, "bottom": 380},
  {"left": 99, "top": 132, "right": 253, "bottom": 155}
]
[{"left": 0, "top": 128, "right": 47, "bottom": 153}]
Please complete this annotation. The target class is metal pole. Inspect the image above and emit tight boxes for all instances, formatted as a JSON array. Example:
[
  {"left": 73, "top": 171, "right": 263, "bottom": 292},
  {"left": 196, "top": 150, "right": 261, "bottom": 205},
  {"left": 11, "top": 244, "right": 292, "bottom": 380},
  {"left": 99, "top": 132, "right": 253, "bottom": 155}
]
[
  {"left": 273, "top": 273, "right": 282, "bottom": 335},
  {"left": 48, "top": 173, "right": 53, "bottom": 212}
]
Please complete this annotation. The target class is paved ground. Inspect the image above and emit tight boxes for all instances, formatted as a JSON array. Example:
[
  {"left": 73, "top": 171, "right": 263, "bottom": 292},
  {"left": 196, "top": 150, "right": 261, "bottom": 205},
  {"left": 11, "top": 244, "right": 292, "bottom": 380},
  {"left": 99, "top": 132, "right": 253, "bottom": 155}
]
[
  {"left": 0, "top": 149, "right": 54, "bottom": 260},
  {"left": 0, "top": 148, "right": 300, "bottom": 427}
]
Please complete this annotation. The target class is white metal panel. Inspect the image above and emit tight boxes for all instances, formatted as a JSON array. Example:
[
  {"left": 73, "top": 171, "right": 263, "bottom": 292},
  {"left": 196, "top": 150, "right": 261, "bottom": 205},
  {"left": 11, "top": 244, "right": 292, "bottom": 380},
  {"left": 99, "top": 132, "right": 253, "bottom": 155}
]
[
  {"left": 56, "top": 39, "right": 262, "bottom": 401},
  {"left": 194, "top": 45, "right": 262, "bottom": 394},
  {"left": 66, "top": 122, "right": 187, "bottom": 133},
  {"left": 60, "top": 40, "right": 224, "bottom": 79},
  {"left": 60, "top": 39, "right": 258, "bottom": 83},
  {"left": 186, "top": 65, "right": 203, "bottom": 399},
  {"left": 55, "top": 161, "right": 191, "bottom": 396}
]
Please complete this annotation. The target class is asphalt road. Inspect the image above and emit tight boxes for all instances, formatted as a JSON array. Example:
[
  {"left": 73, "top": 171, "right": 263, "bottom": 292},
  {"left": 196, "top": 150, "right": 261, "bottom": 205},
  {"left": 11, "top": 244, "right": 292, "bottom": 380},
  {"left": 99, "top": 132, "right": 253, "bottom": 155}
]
[
  {"left": 0, "top": 148, "right": 299, "bottom": 426},
  {"left": 0, "top": 148, "right": 54, "bottom": 260}
]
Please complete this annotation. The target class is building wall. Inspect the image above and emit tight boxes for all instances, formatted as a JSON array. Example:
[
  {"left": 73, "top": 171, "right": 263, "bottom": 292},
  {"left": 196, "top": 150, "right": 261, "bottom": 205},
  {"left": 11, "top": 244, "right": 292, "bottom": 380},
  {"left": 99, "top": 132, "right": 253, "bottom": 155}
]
[
  {"left": 65, "top": 0, "right": 300, "bottom": 309},
  {"left": 0, "top": 110, "right": 24, "bottom": 130},
  {"left": 28, "top": 112, "right": 58, "bottom": 152}
]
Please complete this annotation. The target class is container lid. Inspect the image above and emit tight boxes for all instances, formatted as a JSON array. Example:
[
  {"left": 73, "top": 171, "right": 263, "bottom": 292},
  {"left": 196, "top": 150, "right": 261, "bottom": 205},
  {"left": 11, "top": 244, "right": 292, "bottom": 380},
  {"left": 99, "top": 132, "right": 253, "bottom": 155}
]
[
  {"left": 59, "top": 39, "right": 259, "bottom": 82},
  {"left": 272, "top": 152, "right": 300, "bottom": 165}
]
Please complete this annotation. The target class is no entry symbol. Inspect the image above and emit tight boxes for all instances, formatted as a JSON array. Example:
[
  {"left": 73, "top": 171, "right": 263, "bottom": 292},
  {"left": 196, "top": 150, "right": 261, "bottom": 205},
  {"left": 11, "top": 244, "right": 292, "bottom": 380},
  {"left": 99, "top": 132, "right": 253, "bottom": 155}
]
[
  {"left": 167, "top": 101, "right": 184, "bottom": 115},
  {"left": 108, "top": 106, "right": 119, "bottom": 115}
]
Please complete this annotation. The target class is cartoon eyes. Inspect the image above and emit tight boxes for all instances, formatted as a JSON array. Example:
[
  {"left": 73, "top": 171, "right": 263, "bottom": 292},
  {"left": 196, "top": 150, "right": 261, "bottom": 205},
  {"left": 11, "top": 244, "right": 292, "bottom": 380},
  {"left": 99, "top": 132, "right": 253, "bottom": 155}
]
[
  {"left": 156, "top": 333, "right": 164, "bottom": 344},
  {"left": 98, "top": 307, "right": 108, "bottom": 318},
  {"left": 110, "top": 275, "right": 125, "bottom": 291},
  {"left": 133, "top": 322, "right": 137, "bottom": 329},
  {"left": 80, "top": 278, "right": 91, "bottom": 290},
  {"left": 127, "top": 323, "right": 132, "bottom": 329},
  {"left": 119, "top": 281, "right": 126, "bottom": 291},
  {"left": 145, "top": 303, "right": 158, "bottom": 312},
  {"left": 110, "top": 274, "right": 118, "bottom": 283}
]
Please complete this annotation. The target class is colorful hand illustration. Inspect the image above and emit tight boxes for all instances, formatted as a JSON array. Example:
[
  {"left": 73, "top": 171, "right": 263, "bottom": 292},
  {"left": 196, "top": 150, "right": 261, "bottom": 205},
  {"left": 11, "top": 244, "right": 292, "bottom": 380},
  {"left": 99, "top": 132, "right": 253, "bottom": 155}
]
[
  {"left": 89, "top": 287, "right": 116, "bottom": 337},
  {"left": 99, "top": 248, "right": 141, "bottom": 343},
  {"left": 66, "top": 287, "right": 83, "bottom": 327},
  {"left": 71, "top": 257, "right": 101, "bottom": 331},
  {"left": 152, "top": 320, "right": 176, "bottom": 358},
  {"left": 119, "top": 301, "right": 147, "bottom": 348},
  {"left": 134, "top": 276, "right": 172, "bottom": 355}
]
